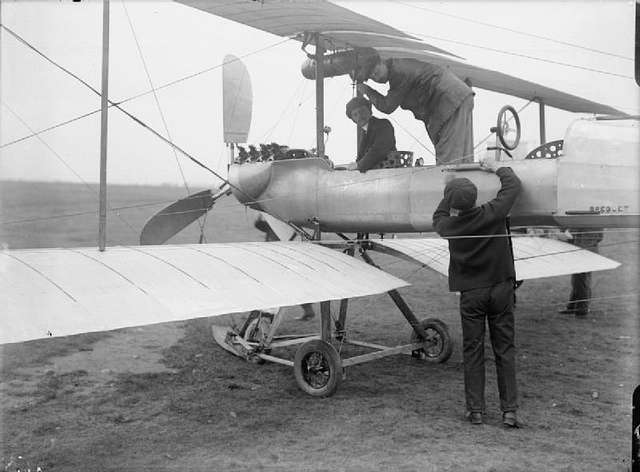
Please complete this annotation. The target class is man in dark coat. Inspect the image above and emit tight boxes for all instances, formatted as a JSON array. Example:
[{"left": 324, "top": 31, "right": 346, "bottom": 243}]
[
  {"left": 344, "top": 96, "right": 396, "bottom": 171},
  {"left": 355, "top": 55, "right": 474, "bottom": 166},
  {"left": 432, "top": 160, "right": 522, "bottom": 427}
]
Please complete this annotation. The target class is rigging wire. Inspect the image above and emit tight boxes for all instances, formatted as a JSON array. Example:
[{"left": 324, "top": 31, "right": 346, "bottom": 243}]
[
  {"left": 0, "top": 24, "right": 291, "bottom": 148},
  {"left": 403, "top": 29, "right": 634, "bottom": 81},
  {"left": 1, "top": 103, "right": 139, "bottom": 240},
  {"left": 121, "top": 1, "right": 190, "bottom": 194},
  {"left": 0, "top": 24, "right": 259, "bottom": 204},
  {"left": 121, "top": 0, "right": 207, "bottom": 242},
  {"left": 392, "top": 0, "right": 633, "bottom": 62},
  {"left": 258, "top": 79, "right": 307, "bottom": 142},
  {"left": 1, "top": 24, "right": 315, "bottom": 231},
  {"left": 388, "top": 115, "right": 435, "bottom": 157},
  {"left": 473, "top": 100, "right": 534, "bottom": 152},
  {"left": 287, "top": 80, "right": 308, "bottom": 144}
]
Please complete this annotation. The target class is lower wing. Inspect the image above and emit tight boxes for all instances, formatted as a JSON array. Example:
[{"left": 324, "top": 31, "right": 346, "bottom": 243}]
[
  {"left": 0, "top": 242, "right": 407, "bottom": 345},
  {"left": 370, "top": 236, "right": 620, "bottom": 280}
]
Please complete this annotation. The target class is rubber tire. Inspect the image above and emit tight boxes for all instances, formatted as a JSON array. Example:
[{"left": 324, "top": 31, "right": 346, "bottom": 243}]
[
  {"left": 294, "top": 340, "right": 342, "bottom": 397},
  {"left": 496, "top": 105, "right": 521, "bottom": 151},
  {"left": 410, "top": 318, "right": 453, "bottom": 363},
  {"left": 244, "top": 311, "right": 276, "bottom": 363}
]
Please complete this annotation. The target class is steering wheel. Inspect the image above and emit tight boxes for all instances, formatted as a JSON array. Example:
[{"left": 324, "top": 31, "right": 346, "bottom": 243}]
[{"left": 496, "top": 105, "right": 521, "bottom": 151}]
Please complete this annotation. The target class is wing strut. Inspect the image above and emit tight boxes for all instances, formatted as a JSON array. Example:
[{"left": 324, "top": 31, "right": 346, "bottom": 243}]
[
  {"left": 538, "top": 101, "right": 546, "bottom": 144},
  {"left": 98, "top": 0, "right": 110, "bottom": 251},
  {"left": 315, "top": 33, "right": 325, "bottom": 158}
]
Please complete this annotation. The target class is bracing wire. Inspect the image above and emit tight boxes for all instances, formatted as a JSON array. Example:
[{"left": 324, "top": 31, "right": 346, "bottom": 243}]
[
  {"left": 0, "top": 23, "right": 259, "bottom": 204},
  {"left": 287, "top": 80, "right": 308, "bottom": 144},
  {"left": 0, "top": 24, "right": 291, "bottom": 149},
  {"left": 1, "top": 103, "right": 139, "bottom": 240},
  {"left": 121, "top": 1, "right": 190, "bottom": 194},
  {"left": 1, "top": 24, "right": 319, "bottom": 231},
  {"left": 121, "top": 0, "right": 207, "bottom": 242},
  {"left": 392, "top": 0, "right": 633, "bottom": 62},
  {"left": 404, "top": 29, "right": 633, "bottom": 81}
]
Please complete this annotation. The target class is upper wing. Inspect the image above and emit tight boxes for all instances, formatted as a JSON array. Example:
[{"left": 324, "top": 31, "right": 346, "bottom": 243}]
[
  {"left": 370, "top": 236, "right": 620, "bottom": 280},
  {"left": 375, "top": 48, "right": 624, "bottom": 115},
  {"left": 173, "top": 0, "right": 457, "bottom": 57},
  {"left": 175, "top": 0, "right": 622, "bottom": 115},
  {"left": 0, "top": 242, "right": 407, "bottom": 345}
]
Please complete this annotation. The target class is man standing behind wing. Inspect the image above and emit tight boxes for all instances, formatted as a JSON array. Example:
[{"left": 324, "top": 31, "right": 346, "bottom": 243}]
[
  {"left": 432, "top": 159, "right": 522, "bottom": 427},
  {"left": 354, "top": 55, "right": 474, "bottom": 165},
  {"left": 344, "top": 96, "right": 396, "bottom": 172}
]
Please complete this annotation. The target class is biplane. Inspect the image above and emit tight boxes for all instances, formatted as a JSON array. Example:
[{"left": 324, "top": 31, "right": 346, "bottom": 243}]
[{"left": 1, "top": 1, "right": 637, "bottom": 398}]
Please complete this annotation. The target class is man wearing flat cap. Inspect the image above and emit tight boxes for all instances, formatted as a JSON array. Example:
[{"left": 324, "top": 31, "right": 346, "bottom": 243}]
[
  {"left": 354, "top": 54, "right": 473, "bottom": 166},
  {"left": 433, "top": 160, "right": 522, "bottom": 428},
  {"left": 344, "top": 96, "right": 396, "bottom": 172}
]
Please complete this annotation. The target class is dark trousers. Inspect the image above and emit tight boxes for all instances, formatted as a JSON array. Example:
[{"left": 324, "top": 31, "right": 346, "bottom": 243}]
[
  {"left": 568, "top": 272, "right": 591, "bottom": 313},
  {"left": 460, "top": 280, "right": 518, "bottom": 413}
]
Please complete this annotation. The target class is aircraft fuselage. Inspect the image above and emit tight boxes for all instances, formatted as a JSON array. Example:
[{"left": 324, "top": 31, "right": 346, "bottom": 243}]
[{"left": 229, "top": 118, "right": 639, "bottom": 232}]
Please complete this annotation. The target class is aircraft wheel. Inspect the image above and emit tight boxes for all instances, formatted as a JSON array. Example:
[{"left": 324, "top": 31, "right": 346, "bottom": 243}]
[
  {"left": 410, "top": 318, "right": 453, "bottom": 363},
  {"left": 241, "top": 311, "right": 273, "bottom": 364},
  {"left": 294, "top": 340, "right": 342, "bottom": 397},
  {"left": 243, "top": 315, "right": 272, "bottom": 344}
]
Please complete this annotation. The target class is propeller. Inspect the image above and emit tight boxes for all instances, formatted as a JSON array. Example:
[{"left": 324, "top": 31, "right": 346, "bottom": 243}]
[
  {"left": 140, "top": 187, "right": 230, "bottom": 245},
  {"left": 139, "top": 54, "right": 253, "bottom": 245}
]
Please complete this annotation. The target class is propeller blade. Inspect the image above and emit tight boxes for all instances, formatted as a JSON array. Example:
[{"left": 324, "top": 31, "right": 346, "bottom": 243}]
[
  {"left": 262, "top": 212, "right": 298, "bottom": 241},
  {"left": 140, "top": 188, "right": 226, "bottom": 245}
]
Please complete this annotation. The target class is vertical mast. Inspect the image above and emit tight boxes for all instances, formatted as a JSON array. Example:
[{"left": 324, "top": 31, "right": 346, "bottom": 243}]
[
  {"left": 464, "top": 78, "right": 474, "bottom": 159},
  {"left": 314, "top": 33, "right": 325, "bottom": 158},
  {"left": 98, "top": 0, "right": 110, "bottom": 251},
  {"left": 538, "top": 100, "right": 546, "bottom": 145}
]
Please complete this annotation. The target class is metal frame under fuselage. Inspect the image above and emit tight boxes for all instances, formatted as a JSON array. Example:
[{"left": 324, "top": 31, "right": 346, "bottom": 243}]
[{"left": 211, "top": 231, "right": 443, "bottom": 374}]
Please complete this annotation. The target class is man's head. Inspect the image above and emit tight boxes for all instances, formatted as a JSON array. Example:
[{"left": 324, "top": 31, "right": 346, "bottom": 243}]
[
  {"left": 368, "top": 58, "right": 389, "bottom": 83},
  {"left": 346, "top": 96, "right": 372, "bottom": 128},
  {"left": 444, "top": 177, "right": 478, "bottom": 211},
  {"left": 350, "top": 53, "right": 387, "bottom": 83}
]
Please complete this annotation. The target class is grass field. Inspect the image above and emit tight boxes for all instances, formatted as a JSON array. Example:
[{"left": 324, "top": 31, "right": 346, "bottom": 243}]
[{"left": 0, "top": 180, "right": 638, "bottom": 471}]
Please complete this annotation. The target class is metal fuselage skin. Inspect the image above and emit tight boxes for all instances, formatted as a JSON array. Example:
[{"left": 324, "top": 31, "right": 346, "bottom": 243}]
[{"left": 229, "top": 119, "right": 639, "bottom": 232}]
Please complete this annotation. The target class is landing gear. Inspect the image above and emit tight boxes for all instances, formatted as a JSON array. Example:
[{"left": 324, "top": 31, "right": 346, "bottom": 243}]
[
  {"left": 410, "top": 318, "right": 453, "bottom": 363},
  {"left": 212, "top": 239, "right": 454, "bottom": 398},
  {"left": 294, "top": 340, "right": 342, "bottom": 397},
  {"left": 239, "top": 311, "right": 274, "bottom": 364}
]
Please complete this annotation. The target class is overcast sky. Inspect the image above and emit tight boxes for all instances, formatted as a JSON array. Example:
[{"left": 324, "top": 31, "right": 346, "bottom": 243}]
[{"left": 1, "top": 0, "right": 637, "bottom": 187}]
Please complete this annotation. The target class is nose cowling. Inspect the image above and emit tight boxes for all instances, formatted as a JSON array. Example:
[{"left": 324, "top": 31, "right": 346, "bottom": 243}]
[{"left": 228, "top": 162, "right": 273, "bottom": 209}]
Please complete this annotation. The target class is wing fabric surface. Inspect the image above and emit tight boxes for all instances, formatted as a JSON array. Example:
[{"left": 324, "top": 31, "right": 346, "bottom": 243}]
[
  {"left": 0, "top": 242, "right": 407, "bottom": 345},
  {"left": 174, "top": 0, "right": 456, "bottom": 57},
  {"left": 371, "top": 236, "right": 620, "bottom": 280},
  {"left": 375, "top": 49, "right": 624, "bottom": 115},
  {"left": 176, "top": 0, "right": 621, "bottom": 115}
]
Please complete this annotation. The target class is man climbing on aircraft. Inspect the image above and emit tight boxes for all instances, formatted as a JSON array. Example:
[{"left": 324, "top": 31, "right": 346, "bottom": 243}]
[
  {"left": 343, "top": 96, "right": 397, "bottom": 171},
  {"left": 433, "top": 158, "right": 522, "bottom": 428},
  {"left": 354, "top": 55, "right": 474, "bottom": 166}
]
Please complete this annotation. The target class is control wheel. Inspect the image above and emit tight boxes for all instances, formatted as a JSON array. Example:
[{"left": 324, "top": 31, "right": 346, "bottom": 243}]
[{"left": 496, "top": 105, "right": 521, "bottom": 151}]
